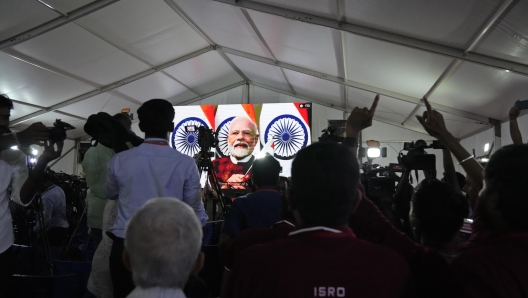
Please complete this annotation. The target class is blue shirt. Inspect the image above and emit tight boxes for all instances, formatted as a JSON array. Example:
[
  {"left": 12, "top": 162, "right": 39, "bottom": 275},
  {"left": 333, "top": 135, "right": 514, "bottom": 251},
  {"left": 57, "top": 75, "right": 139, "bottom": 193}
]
[
  {"left": 105, "top": 138, "right": 208, "bottom": 238},
  {"left": 222, "top": 187, "right": 283, "bottom": 239},
  {"left": 34, "top": 185, "right": 69, "bottom": 233}
]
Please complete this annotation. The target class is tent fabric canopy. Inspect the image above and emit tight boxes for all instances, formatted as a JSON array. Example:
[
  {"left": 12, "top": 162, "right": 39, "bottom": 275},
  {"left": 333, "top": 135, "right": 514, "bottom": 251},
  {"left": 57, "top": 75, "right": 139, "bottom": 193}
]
[{"left": 2, "top": 0, "right": 528, "bottom": 144}]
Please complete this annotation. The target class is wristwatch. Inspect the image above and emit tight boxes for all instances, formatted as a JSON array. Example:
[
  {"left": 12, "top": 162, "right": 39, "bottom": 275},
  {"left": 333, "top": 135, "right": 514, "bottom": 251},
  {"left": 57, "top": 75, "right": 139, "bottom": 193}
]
[{"left": 343, "top": 137, "right": 358, "bottom": 147}]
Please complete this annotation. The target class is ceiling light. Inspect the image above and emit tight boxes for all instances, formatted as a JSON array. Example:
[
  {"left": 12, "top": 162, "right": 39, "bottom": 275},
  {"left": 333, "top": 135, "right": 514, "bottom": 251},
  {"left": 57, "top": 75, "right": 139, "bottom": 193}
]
[
  {"left": 32, "top": 148, "right": 38, "bottom": 156},
  {"left": 484, "top": 143, "right": 490, "bottom": 152},
  {"left": 11, "top": 146, "right": 18, "bottom": 150}
]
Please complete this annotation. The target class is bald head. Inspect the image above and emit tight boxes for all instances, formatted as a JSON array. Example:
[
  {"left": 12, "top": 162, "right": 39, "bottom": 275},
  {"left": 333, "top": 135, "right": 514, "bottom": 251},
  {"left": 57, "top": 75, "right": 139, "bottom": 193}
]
[{"left": 228, "top": 116, "right": 259, "bottom": 159}]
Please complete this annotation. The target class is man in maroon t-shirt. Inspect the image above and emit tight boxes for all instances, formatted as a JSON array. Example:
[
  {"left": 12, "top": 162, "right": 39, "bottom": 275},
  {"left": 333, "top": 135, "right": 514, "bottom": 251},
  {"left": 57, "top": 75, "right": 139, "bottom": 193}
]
[
  {"left": 450, "top": 144, "right": 528, "bottom": 297},
  {"left": 228, "top": 141, "right": 411, "bottom": 298}
]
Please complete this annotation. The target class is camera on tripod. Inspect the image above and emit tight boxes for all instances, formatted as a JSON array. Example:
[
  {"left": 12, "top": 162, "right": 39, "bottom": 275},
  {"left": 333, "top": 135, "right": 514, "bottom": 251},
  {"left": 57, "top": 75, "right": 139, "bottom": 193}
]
[
  {"left": 185, "top": 125, "right": 217, "bottom": 156},
  {"left": 398, "top": 140, "right": 445, "bottom": 170}
]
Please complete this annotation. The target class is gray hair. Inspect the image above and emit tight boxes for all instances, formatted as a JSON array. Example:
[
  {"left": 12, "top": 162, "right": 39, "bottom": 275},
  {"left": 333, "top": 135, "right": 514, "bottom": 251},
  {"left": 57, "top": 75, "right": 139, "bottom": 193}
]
[{"left": 124, "top": 197, "right": 203, "bottom": 289}]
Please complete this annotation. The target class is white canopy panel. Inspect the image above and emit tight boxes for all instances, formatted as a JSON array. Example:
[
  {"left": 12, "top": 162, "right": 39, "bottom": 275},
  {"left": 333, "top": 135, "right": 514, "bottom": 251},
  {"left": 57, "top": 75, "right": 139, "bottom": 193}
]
[
  {"left": 12, "top": 23, "right": 150, "bottom": 86},
  {"left": 0, "top": 1, "right": 59, "bottom": 41},
  {"left": 77, "top": 0, "right": 210, "bottom": 65}
]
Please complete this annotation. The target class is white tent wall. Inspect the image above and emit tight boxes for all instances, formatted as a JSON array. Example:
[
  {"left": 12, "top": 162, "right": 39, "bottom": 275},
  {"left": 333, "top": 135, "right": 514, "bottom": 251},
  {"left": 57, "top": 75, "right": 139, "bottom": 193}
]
[{"left": 455, "top": 112, "right": 528, "bottom": 177}]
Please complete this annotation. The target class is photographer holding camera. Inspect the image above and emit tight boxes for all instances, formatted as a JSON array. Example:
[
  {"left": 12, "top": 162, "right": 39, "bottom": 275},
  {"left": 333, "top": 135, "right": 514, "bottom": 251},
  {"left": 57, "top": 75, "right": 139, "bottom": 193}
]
[{"left": 0, "top": 94, "right": 63, "bottom": 292}]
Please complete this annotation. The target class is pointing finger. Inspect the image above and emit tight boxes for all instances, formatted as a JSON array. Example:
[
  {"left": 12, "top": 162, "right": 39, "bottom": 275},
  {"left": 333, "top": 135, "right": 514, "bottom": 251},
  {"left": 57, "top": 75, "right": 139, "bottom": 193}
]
[
  {"left": 369, "top": 94, "right": 379, "bottom": 115},
  {"left": 422, "top": 97, "right": 433, "bottom": 114}
]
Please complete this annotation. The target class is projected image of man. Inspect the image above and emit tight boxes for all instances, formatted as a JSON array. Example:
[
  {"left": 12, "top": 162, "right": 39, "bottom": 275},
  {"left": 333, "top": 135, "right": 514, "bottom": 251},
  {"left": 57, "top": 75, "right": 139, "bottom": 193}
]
[{"left": 213, "top": 116, "right": 259, "bottom": 189}]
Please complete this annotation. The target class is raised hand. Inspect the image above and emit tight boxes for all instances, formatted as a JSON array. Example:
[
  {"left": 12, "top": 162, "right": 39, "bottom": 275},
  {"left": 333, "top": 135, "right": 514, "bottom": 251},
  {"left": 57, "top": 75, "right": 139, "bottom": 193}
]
[
  {"left": 17, "top": 122, "right": 50, "bottom": 147},
  {"left": 415, "top": 98, "right": 451, "bottom": 141},
  {"left": 39, "top": 140, "right": 63, "bottom": 163},
  {"left": 509, "top": 105, "right": 520, "bottom": 120},
  {"left": 346, "top": 94, "right": 379, "bottom": 137}
]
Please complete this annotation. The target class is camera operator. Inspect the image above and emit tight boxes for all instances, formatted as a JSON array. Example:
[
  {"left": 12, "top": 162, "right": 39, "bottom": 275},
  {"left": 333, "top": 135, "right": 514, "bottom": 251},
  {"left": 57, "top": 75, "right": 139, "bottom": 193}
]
[
  {"left": 83, "top": 113, "right": 132, "bottom": 251},
  {"left": 33, "top": 173, "right": 69, "bottom": 246},
  {"left": 104, "top": 99, "right": 208, "bottom": 298},
  {"left": 0, "top": 94, "right": 63, "bottom": 292}
]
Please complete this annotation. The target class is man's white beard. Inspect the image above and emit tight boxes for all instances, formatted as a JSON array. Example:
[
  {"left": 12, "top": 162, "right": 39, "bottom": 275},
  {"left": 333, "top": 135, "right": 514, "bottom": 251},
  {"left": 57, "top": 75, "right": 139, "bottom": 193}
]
[{"left": 229, "top": 143, "right": 251, "bottom": 158}]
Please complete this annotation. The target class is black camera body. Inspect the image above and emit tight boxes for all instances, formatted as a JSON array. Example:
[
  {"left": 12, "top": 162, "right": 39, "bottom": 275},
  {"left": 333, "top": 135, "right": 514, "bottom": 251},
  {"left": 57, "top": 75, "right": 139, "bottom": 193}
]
[
  {"left": 319, "top": 124, "right": 345, "bottom": 143},
  {"left": 368, "top": 177, "right": 396, "bottom": 197},
  {"left": 49, "top": 119, "right": 75, "bottom": 143},
  {"left": 197, "top": 126, "right": 217, "bottom": 154},
  {"left": 398, "top": 140, "right": 444, "bottom": 170}
]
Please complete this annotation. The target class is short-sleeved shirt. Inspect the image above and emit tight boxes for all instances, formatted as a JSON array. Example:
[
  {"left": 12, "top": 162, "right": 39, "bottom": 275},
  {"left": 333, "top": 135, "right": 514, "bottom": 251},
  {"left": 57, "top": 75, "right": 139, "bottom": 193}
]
[
  {"left": 105, "top": 138, "right": 208, "bottom": 238},
  {"left": 228, "top": 226, "right": 411, "bottom": 298},
  {"left": 222, "top": 188, "right": 283, "bottom": 239},
  {"left": 224, "top": 220, "right": 296, "bottom": 272},
  {"left": 83, "top": 144, "right": 114, "bottom": 229},
  {"left": 34, "top": 185, "right": 69, "bottom": 233},
  {"left": 0, "top": 149, "right": 29, "bottom": 253}
]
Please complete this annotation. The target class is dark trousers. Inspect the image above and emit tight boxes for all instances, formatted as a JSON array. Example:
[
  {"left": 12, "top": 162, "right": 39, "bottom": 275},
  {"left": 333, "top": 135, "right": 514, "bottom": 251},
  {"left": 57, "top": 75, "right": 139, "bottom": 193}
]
[
  {"left": 109, "top": 236, "right": 134, "bottom": 298},
  {"left": 0, "top": 246, "right": 13, "bottom": 295},
  {"left": 46, "top": 227, "right": 68, "bottom": 247},
  {"left": 90, "top": 228, "right": 103, "bottom": 251}
]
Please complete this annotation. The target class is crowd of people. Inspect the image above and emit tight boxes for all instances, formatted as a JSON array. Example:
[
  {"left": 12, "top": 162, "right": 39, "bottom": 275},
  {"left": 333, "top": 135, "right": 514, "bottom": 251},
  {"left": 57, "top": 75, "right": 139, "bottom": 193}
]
[{"left": 1, "top": 91, "right": 528, "bottom": 298}]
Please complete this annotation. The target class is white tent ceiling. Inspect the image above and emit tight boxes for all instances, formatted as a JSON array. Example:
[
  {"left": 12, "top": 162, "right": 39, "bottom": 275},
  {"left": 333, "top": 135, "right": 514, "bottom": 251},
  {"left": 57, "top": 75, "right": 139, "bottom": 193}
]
[{"left": 2, "top": 0, "right": 528, "bottom": 141}]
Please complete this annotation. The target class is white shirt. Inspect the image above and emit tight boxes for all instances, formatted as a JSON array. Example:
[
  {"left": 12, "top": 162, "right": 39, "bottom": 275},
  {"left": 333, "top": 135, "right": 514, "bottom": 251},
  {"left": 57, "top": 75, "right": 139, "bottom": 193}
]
[
  {"left": 0, "top": 149, "right": 29, "bottom": 253},
  {"left": 126, "top": 287, "right": 186, "bottom": 298},
  {"left": 34, "top": 184, "right": 69, "bottom": 233},
  {"left": 105, "top": 138, "right": 208, "bottom": 238}
]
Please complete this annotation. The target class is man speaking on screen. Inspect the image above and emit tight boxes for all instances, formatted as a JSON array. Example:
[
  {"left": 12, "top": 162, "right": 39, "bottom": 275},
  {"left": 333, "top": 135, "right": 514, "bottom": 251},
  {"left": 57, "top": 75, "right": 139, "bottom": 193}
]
[{"left": 213, "top": 116, "right": 259, "bottom": 190}]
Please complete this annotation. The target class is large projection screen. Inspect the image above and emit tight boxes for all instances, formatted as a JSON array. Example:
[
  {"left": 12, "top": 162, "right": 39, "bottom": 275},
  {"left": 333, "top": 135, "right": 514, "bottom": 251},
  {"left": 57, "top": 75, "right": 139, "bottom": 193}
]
[{"left": 171, "top": 103, "right": 312, "bottom": 189}]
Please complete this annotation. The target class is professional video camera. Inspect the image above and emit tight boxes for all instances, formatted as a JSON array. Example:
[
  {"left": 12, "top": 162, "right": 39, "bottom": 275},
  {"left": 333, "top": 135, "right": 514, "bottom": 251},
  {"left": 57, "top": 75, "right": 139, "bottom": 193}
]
[
  {"left": 185, "top": 125, "right": 217, "bottom": 157},
  {"left": 186, "top": 125, "right": 230, "bottom": 220},
  {"left": 398, "top": 140, "right": 445, "bottom": 170},
  {"left": 318, "top": 124, "right": 344, "bottom": 143},
  {"left": 84, "top": 112, "right": 143, "bottom": 153},
  {"left": 48, "top": 119, "right": 75, "bottom": 143}
]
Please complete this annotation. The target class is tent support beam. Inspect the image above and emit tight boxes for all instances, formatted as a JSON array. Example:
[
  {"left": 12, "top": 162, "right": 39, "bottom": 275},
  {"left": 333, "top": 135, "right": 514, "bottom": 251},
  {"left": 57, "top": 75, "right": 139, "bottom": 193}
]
[
  {"left": 250, "top": 81, "right": 429, "bottom": 135},
  {"left": 213, "top": 0, "right": 528, "bottom": 76},
  {"left": 240, "top": 8, "right": 296, "bottom": 95},
  {"left": 73, "top": 22, "right": 202, "bottom": 96},
  {"left": 401, "top": 0, "right": 515, "bottom": 126},
  {"left": 336, "top": 0, "right": 348, "bottom": 117},
  {"left": 215, "top": 45, "right": 494, "bottom": 124},
  {"left": 0, "top": 0, "right": 121, "bottom": 50},
  {"left": 2, "top": 48, "right": 145, "bottom": 107},
  {"left": 9, "top": 46, "right": 214, "bottom": 125},
  {"left": 163, "top": 0, "right": 249, "bottom": 82}
]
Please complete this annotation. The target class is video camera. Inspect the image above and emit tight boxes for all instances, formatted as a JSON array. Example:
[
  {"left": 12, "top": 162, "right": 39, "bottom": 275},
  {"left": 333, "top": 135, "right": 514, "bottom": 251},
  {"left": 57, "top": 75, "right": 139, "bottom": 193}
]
[
  {"left": 185, "top": 125, "right": 217, "bottom": 156},
  {"left": 48, "top": 119, "right": 75, "bottom": 143},
  {"left": 318, "top": 124, "right": 344, "bottom": 143},
  {"left": 398, "top": 140, "right": 445, "bottom": 170}
]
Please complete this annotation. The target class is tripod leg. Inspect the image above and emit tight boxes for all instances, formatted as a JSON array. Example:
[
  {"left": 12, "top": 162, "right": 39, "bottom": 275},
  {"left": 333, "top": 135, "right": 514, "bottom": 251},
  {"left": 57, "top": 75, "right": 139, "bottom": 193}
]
[{"left": 36, "top": 204, "right": 54, "bottom": 275}]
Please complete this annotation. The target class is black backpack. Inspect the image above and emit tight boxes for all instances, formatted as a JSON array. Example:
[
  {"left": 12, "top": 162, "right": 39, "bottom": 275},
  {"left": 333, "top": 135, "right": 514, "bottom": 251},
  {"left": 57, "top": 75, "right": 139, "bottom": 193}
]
[{"left": 83, "top": 112, "right": 143, "bottom": 153}]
